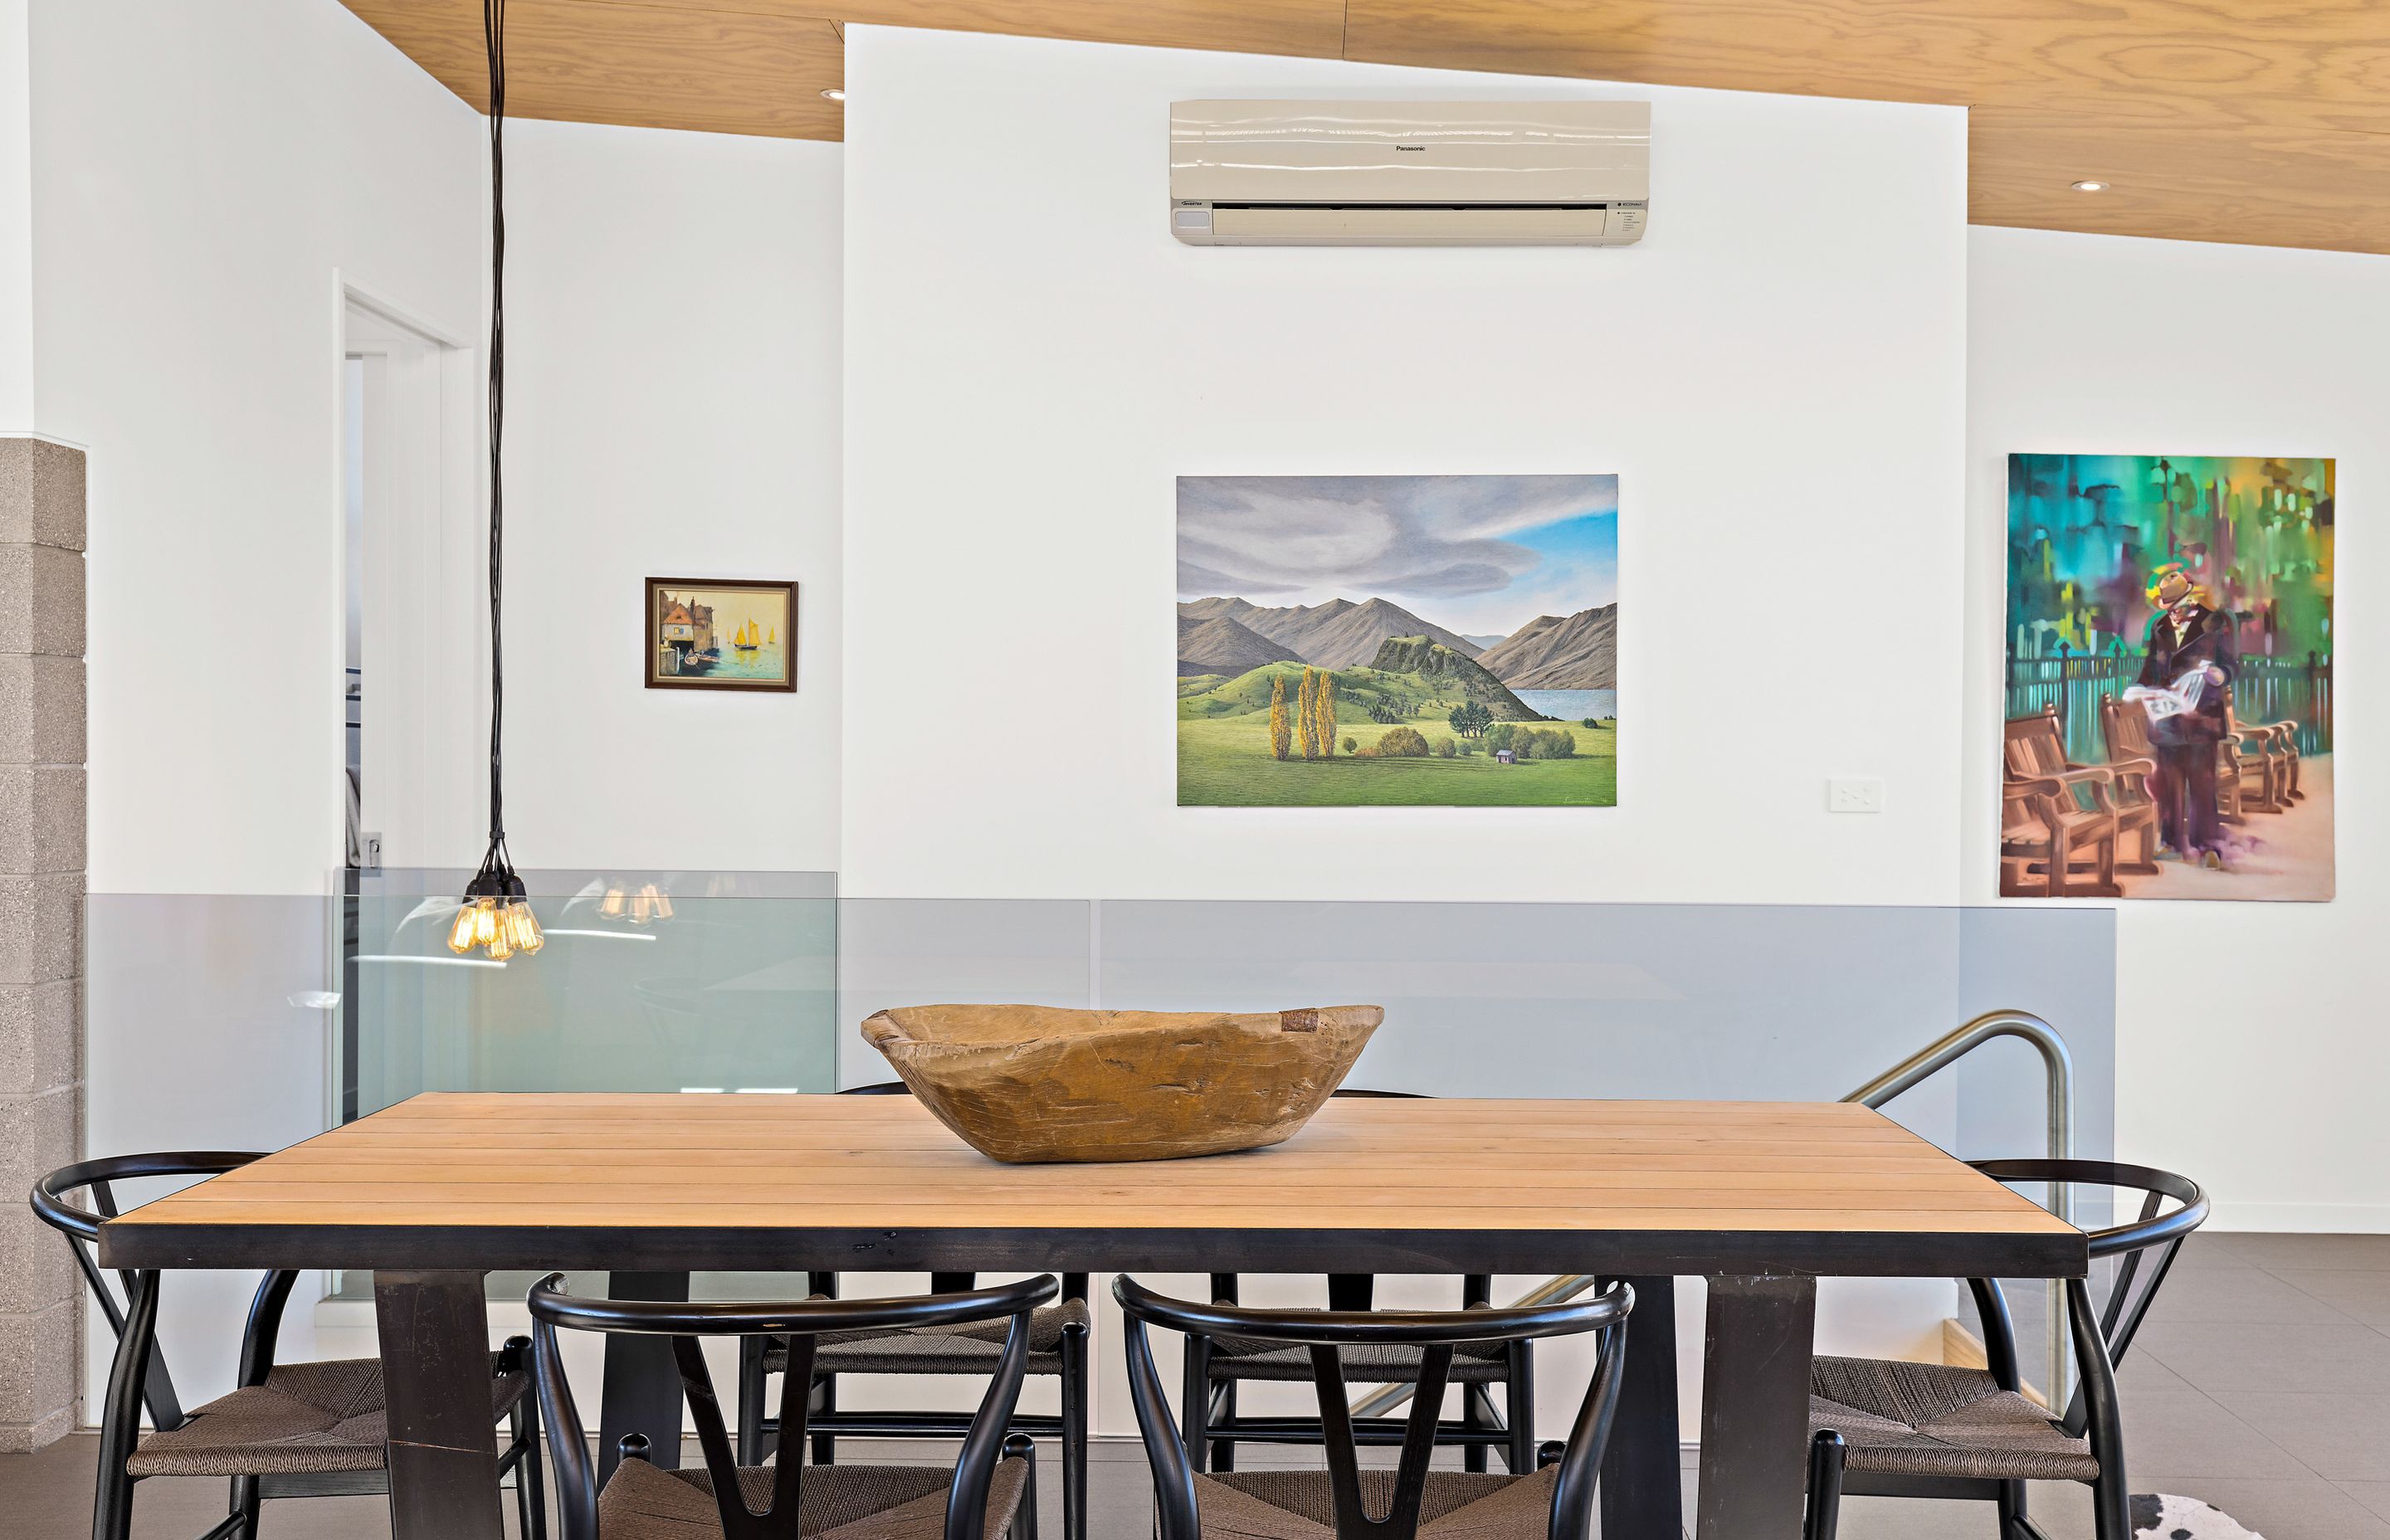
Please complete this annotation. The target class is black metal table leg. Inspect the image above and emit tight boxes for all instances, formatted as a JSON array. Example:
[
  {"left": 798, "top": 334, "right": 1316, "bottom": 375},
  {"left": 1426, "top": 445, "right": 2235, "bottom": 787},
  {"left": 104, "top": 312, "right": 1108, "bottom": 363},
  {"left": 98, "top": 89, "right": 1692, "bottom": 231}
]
[
  {"left": 1600, "top": 1274, "right": 1683, "bottom": 1539},
  {"left": 1696, "top": 1274, "right": 1817, "bottom": 1540},
  {"left": 600, "top": 1270, "right": 691, "bottom": 1483},
  {"left": 374, "top": 1270, "right": 505, "bottom": 1540}
]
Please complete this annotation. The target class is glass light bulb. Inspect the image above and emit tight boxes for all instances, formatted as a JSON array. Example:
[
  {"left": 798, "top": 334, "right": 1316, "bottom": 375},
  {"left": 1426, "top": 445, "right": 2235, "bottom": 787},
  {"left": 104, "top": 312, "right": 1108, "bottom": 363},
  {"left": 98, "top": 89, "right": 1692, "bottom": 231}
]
[
  {"left": 486, "top": 931, "right": 513, "bottom": 961},
  {"left": 652, "top": 890, "right": 674, "bottom": 921},
  {"left": 509, "top": 899, "right": 545, "bottom": 955},
  {"left": 447, "top": 903, "right": 480, "bottom": 954},
  {"left": 599, "top": 886, "right": 625, "bottom": 919}
]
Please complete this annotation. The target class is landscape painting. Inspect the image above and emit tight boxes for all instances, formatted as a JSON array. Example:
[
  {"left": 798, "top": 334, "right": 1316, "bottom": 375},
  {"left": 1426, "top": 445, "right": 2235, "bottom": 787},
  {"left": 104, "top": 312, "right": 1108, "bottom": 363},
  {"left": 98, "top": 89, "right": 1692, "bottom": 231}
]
[
  {"left": 2004, "top": 455, "right": 2331, "bottom": 900},
  {"left": 646, "top": 578, "right": 797, "bottom": 692},
  {"left": 1178, "top": 475, "right": 1618, "bottom": 807}
]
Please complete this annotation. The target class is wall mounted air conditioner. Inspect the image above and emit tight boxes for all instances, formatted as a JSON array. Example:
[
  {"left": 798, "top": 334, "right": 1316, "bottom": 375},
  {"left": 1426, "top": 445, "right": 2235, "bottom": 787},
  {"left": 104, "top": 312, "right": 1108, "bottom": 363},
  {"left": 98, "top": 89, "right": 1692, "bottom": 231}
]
[{"left": 1168, "top": 100, "right": 1651, "bottom": 247}]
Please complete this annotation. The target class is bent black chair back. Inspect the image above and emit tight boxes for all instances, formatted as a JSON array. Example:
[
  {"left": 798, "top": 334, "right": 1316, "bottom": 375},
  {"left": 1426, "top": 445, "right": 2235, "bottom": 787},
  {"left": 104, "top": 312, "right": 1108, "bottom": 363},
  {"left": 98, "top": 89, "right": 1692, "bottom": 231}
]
[
  {"left": 32, "top": 1153, "right": 283, "bottom": 1435},
  {"left": 39, "top": 1150, "right": 548, "bottom": 1540},
  {"left": 1973, "top": 1160, "right": 2207, "bottom": 1437},
  {"left": 530, "top": 1271, "right": 1059, "bottom": 1540},
  {"left": 1807, "top": 1159, "right": 2207, "bottom": 1540},
  {"left": 1115, "top": 1274, "right": 1634, "bottom": 1540}
]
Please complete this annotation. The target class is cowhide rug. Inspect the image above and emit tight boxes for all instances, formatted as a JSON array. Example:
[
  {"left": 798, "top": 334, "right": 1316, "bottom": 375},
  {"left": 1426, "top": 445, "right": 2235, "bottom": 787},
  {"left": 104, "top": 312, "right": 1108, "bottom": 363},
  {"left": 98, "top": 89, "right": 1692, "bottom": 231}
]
[{"left": 2134, "top": 1492, "right": 2266, "bottom": 1538}]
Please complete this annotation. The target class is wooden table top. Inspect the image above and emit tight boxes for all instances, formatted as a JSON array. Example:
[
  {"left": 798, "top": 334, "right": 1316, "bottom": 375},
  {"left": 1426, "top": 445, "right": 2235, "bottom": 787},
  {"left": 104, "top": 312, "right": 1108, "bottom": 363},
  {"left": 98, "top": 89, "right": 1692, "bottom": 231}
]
[{"left": 100, "top": 1093, "right": 2085, "bottom": 1278}]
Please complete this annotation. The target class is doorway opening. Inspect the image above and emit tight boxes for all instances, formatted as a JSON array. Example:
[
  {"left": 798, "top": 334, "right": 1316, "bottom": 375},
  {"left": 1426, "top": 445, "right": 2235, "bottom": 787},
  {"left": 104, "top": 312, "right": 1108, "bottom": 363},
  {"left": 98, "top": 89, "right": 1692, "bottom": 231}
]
[{"left": 336, "top": 290, "right": 470, "bottom": 1128}]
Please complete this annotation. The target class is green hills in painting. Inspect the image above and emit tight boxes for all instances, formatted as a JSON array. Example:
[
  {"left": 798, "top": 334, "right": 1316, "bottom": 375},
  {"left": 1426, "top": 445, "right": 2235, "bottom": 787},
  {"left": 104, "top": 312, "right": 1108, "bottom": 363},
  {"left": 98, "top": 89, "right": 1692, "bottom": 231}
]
[
  {"left": 1178, "top": 639, "right": 1540, "bottom": 724},
  {"left": 1174, "top": 597, "right": 1618, "bottom": 807}
]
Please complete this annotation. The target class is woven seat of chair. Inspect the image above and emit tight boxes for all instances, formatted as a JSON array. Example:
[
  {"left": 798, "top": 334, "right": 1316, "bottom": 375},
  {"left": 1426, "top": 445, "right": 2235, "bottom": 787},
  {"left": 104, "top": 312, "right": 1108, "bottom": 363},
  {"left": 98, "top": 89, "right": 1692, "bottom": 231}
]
[
  {"left": 762, "top": 1299, "right": 1089, "bottom": 1379},
  {"left": 1809, "top": 1356, "right": 2098, "bottom": 1483},
  {"left": 596, "top": 1453, "right": 1032, "bottom": 1540},
  {"left": 1193, "top": 1464, "right": 1558, "bottom": 1540},
  {"left": 1205, "top": 1336, "right": 1510, "bottom": 1385},
  {"left": 125, "top": 1353, "right": 529, "bottom": 1479}
]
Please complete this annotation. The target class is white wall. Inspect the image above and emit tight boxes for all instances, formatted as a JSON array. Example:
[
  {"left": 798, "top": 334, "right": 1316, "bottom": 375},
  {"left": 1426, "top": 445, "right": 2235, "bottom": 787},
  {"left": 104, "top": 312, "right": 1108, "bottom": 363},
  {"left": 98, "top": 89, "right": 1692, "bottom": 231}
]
[
  {"left": 1968, "top": 227, "right": 2390, "bottom": 1230},
  {"left": 840, "top": 27, "right": 1969, "bottom": 904},
  {"left": 0, "top": 0, "right": 32, "bottom": 428},
  {"left": 841, "top": 23, "right": 1970, "bottom": 1437},
  {"left": 31, "top": 0, "right": 484, "bottom": 896},
  {"left": 500, "top": 119, "right": 843, "bottom": 875},
  {"left": 26, "top": 0, "right": 485, "bottom": 1409}
]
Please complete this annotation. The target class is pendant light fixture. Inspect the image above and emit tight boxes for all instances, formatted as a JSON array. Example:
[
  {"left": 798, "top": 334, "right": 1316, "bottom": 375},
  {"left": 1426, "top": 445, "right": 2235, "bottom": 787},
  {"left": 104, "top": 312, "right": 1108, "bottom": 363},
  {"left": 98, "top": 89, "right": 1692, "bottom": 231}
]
[{"left": 449, "top": 0, "right": 542, "bottom": 962}]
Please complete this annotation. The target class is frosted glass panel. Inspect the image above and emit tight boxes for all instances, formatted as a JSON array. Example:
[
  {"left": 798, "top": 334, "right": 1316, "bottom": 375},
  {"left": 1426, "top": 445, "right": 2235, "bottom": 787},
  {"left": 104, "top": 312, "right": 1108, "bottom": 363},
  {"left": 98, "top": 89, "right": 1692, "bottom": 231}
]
[
  {"left": 340, "top": 869, "right": 840, "bottom": 1114},
  {"left": 834, "top": 899, "right": 1093, "bottom": 1087},
  {"left": 1095, "top": 901, "right": 2111, "bottom": 1161},
  {"left": 1096, "top": 902, "right": 1961, "bottom": 1105},
  {"left": 83, "top": 887, "right": 2110, "bottom": 1153}
]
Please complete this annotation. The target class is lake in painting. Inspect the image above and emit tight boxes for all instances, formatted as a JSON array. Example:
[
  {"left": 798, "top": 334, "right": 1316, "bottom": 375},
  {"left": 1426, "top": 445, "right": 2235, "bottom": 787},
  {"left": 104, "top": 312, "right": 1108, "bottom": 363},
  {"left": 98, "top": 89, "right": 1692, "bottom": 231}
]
[{"left": 1515, "top": 689, "right": 1617, "bottom": 722}]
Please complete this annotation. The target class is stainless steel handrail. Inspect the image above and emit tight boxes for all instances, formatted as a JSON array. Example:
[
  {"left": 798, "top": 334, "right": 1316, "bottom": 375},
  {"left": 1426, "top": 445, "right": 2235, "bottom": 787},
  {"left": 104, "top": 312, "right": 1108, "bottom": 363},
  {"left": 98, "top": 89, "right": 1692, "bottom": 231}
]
[
  {"left": 1843, "top": 1008, "right": 2075, "bottom": 1406},
  {"left": 1349, "top": 1008, "right": 2079, "bottom": 1420}
]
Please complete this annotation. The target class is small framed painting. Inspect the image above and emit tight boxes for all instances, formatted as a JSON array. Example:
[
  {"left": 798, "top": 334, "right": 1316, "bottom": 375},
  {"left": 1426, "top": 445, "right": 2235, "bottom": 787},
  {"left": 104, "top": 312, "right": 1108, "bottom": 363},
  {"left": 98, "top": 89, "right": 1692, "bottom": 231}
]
[{"left": 646, "top": 578, "right": 797, "bottom": 692}]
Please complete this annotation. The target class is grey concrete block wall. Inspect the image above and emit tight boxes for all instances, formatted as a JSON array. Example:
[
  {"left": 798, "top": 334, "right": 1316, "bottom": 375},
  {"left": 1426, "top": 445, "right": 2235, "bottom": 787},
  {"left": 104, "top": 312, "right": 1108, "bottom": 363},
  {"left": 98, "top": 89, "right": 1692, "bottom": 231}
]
[{"left": 0, "top": 437, "right": 84, "bottom": 1453}]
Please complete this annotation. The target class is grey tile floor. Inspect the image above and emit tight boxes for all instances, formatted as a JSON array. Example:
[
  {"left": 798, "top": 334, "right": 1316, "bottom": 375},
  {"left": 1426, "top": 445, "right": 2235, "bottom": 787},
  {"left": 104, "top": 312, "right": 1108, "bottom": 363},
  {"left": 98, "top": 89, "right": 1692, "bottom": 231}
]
[{"left": 7, "top": 1233, "right": 2388, "bottom": 1538}]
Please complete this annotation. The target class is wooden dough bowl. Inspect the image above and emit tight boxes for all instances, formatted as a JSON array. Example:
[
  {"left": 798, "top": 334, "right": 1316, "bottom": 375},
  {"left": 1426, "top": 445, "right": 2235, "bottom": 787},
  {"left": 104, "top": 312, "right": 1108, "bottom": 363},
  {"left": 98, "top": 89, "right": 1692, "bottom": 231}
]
[{"left": 860, "top": 1004, "right": 1383, "bottom": 1163}]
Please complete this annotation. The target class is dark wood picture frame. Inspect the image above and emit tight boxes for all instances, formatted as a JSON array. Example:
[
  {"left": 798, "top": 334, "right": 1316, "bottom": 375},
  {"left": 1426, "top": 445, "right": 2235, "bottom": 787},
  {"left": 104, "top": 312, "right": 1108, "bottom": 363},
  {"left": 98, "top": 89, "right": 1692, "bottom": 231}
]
[{"left": 644, "top": 577, "right": 798, "bottom": 692}]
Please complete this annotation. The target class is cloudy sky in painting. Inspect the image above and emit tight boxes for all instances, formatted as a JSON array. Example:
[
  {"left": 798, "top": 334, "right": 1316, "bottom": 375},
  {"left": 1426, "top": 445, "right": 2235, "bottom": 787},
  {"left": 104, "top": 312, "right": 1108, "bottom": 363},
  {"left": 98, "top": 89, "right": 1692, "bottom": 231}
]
[{"left": 1178, "top": 474, "right": 1619, "bottom": 635}]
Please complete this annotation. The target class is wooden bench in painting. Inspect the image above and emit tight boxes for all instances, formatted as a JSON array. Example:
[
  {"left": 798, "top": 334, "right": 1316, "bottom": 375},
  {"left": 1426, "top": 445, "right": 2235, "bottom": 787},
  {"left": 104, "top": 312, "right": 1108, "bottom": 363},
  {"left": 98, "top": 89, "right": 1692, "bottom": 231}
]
[
  {"left": 2001, "top": 704, "right": 2133, "bottom": 898},
  {"left": 2229, "top": 707, "right": 2302, "bottom": 812}
]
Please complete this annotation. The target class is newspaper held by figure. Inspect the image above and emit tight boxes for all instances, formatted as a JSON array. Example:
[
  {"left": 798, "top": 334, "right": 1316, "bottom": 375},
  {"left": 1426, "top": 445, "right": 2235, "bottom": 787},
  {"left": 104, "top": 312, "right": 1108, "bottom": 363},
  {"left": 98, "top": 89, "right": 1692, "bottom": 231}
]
[{"left": 2123, "top": 668, "right": 2208, "bottom": 722}]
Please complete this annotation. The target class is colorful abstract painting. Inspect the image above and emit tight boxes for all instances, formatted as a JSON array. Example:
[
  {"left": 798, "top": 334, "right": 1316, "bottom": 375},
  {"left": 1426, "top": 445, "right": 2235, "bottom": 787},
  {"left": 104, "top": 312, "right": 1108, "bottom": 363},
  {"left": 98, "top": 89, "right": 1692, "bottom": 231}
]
[
  {"left": 2003, "top": 455, "right": 2331, "bottom": 900},
  {"left": 1177, "top": 475, "right": 1618, "bottom": 807}
]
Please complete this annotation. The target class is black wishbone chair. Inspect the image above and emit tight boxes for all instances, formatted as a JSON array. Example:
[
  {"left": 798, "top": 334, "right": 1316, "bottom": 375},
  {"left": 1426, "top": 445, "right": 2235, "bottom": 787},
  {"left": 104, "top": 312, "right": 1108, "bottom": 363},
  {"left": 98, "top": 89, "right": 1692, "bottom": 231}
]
[
  {"left": 530, "top": 1271, "right": 1054, "bottom": 1540},
  {"left": 1182, "top": 1089, "right": 1539, "bottom": 1478},
  {"left": 32, "top": 1153, "right": 544, "bottom": 1540},
  {"left": 1803, "top": 1159, "right": 2210, "bottom": 1540},
  {"left": 1115, "top": 1274, "right": 1635, "bottom": 1540},
  {"left": 734, "top": 1084, "right": 1092, "bottom": 1540}
]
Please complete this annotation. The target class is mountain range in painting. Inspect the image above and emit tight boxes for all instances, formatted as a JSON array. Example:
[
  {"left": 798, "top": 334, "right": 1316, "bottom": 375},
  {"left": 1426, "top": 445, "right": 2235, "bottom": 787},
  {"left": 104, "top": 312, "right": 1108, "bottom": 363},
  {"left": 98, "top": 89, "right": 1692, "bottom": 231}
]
[
  {"left": 1475, "top": 605, "right": 1619, "bottom": 690},
  {"left": 1178, "top": 596, "right": 1617, "bottom": 690},
  {"left": 1179, "top": 596, "right": 1487, "bottom": 670}
]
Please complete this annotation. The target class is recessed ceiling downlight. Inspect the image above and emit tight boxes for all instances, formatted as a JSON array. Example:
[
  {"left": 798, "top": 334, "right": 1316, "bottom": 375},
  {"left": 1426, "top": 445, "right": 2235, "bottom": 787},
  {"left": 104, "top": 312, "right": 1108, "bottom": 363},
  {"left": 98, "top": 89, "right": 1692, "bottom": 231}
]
[
  {"left": 822, "top": 87, "right": 846, "bottom": 101},
  {"left": 2071, "top": 179, "right": 2109, "bottom": 192}
]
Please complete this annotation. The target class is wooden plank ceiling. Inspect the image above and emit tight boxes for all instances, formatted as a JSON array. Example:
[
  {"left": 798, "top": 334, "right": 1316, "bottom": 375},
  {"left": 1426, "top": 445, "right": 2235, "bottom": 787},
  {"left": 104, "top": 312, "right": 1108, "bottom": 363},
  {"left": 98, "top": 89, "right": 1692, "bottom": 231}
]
[{"left": 341, "top": 0, "right": 2390, "bottom": 254}]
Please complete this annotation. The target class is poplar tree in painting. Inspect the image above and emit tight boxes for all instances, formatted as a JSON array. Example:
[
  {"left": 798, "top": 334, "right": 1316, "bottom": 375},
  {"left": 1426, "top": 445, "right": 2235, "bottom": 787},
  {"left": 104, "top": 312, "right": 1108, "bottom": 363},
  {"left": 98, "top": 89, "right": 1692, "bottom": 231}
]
[
  {"left": 1315, "top": 670, "right": 1339, "bottom": 755},
  {"left": 1297, "top": 669, "right": 1319, "bottom": 759},
  {"left": 1268, "top": 674, "right": 1291, "bottom": 761}
]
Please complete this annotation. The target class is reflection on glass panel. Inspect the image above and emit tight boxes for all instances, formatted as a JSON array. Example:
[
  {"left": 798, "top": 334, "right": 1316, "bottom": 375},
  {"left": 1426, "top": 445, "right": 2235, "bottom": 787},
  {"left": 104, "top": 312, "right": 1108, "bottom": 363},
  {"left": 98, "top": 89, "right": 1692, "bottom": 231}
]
[{"left": 340, "top": 870, "right": 840, "bottom": 1116}]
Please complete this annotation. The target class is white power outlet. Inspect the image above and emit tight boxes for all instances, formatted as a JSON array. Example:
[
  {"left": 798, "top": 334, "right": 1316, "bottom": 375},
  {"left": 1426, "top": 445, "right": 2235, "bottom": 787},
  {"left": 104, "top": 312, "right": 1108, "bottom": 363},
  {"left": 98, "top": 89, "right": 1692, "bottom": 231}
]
[
  {"left": 362, "top": 832, "right": 384, "bottom": 870},
  {"left": 1827, "top": 777, "right": 1885, "bottom": 814}
]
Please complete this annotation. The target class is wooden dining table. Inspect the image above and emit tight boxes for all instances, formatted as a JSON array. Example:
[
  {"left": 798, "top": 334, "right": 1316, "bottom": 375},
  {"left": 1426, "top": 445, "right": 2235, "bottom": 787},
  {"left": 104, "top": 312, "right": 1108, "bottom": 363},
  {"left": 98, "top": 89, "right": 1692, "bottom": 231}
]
[{"left": 99, "top": 1092, "right": 2083, "bottom": 1540}]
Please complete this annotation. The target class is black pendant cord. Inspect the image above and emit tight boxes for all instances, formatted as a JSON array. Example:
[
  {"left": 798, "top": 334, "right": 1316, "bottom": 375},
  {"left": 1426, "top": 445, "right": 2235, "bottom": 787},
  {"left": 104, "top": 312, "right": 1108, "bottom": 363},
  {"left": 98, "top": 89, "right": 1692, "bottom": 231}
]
[{"left": 475, "top": 0, "right": 515, "bottom": 895}]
